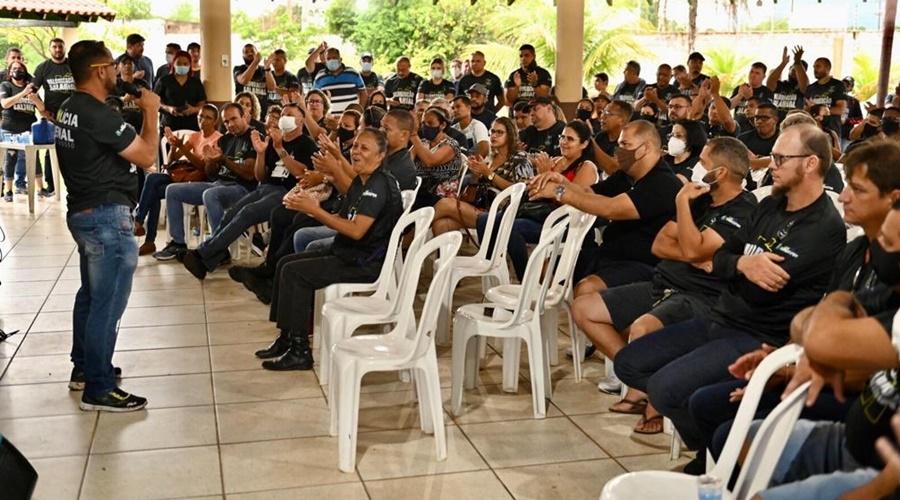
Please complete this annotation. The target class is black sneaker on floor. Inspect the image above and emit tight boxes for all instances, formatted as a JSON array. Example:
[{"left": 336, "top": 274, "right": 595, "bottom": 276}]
[
  {"left": 565, "top": 342, "right": 597, "bottom": 361},
  {"left": 3, "top": 191, "right": 11, "bottom": 202},
  {"left": 243, "top": 274, "right": 273, "bottom": 305},
  {"left": 14, "top": 186, "right": 26, "bottom": 195},
  {"left": 38, "top": 188, "right": 53, "bottom": 198},
  {"left": 80, "top": 387, "right": 147, "bottom": 412},
  {"left": 69, "top": 366, "right": 123, "bottom": 391},
  {"left": 182, "top": 250, "right": 208, "bottom": 280},
  {"left": 228, "top": 266, "right": 249, "bottom": 284},
  {"left": 153, "top": 241, "right": 187, "bottom": 261}
]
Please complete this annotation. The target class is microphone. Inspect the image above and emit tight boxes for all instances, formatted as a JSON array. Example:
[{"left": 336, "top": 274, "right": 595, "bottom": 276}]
[{"left": 118, "top": 80, "right": 142, "bottom": 98}]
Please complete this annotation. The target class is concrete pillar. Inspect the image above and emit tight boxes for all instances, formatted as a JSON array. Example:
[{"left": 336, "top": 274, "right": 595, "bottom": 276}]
[
  {"left": 877, "top": 0, "right": 898, "bottom": 105},
  {"left": 555, "top": 0, "right": 585, "bottom": 119},
  {"left": 61, "top": 27, "right": 78, "bottom": 49},
  {"left": 199, "top": 0, "right": 232, "bottom": 105}
]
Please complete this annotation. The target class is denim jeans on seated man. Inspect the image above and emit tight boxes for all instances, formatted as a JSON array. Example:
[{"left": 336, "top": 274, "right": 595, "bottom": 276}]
[
  {"left": 135, "top": 172, "right": 172, "bottom": 244},
  {"left": 164, "top": 180, "right": 249, "bottom": 244},
  {"left": 193, "top": 183, "right": 288, "bottom": 270},
  {"left": 67, "top": 205, "right": 138, "bottom": 399},
  {"left": 305, "top": 236, "right": 335, "bottom": 252},
  {"left": 293, "top": 225, "right": 337, "bottom": 253}
]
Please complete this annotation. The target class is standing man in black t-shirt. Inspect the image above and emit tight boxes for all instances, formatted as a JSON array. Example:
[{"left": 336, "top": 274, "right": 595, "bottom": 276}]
[
  {"left": 233, "top": 44, "right": 269, "bottom": 117},
  {"left": 688, "top": 52, "right": 709, "bottom": 88},
  {"left": 518, "top": 96, "right": 565, "bottom": 155},
  {"left": 637, "top": 64, "right": 680, "bottom": 127},
  {"left": 612, "top": 60, "right": 647, "bottom": 109},
  {"left": 183, "top": 104, "right": 317, "bottom": 278},
  {"left": 766, "top": 46, "right": 809, "bottom": 120},
  {"left": 265, "top": 49, "right": 299, "bottom": 111},
  {"left": 504, "top": 44, "right": 552, "bottom": 114},
  {"left": 457, "top": 51, "right": 505, "bottom": 113},
  {"left": 730, "top": 62, "right": 775, "bottom": 133},
  {"left": 359, "top": 51, "right": 381, "bottom": 92},
  {"left": 33, "top": 37, "right": 75, "bottom": 194},
  {"left": 805, "top": 56, "right": 847, "bottom": 140},
  {"left": 119, "top": 34, "right": 154, "bottom": 87},
  {"left": 383, "top": 56, "right": 422, "bottom": 111},
  {"left": 614, "top": 124, "right": 846, "bottom": 456},
  {"left": 55, "top": 40, "right": 161, "bottom": 412}
]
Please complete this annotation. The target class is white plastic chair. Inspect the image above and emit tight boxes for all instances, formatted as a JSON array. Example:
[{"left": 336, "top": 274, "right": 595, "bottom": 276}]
[
  {"left": 599, "top": 344, "right": 803, "bottom": 500},
  {"left": 318, "top": 207, "right": 435, "bottom": 386},
  {"left": 329, "top": 232, "right": 463, "bottom": 473},
  {"left": 435, "top": 182, "right": 526, "bottom": 345},
  {"left": 401, "top": 176, "right": 422, "bottom": 215},
  {"left": 751, "top": 185, "right": 772, "bottom": 201},
  {"left": 485, "top": 205, "right": 597, "bottom": 386},
  {"left": 451, "top": 221, "right": 568, "bottom": 419}
]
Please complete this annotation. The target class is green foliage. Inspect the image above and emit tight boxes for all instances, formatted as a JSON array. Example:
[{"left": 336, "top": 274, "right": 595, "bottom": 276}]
[
  {"left": 168, "top": 2, "right": 199, "bottom": 23},
  {"left": 742, "top": 18, "right": 791, "bottom": 32},
  {"left": 701, "top": 47, "right": 754, "bottom": 93},
  {"left": 0, "top": 26, "right": 58, "bottom": 65},
  {"left": 102, "top": 0, "right": 153, "bottom": 21},
  {"left": 231, "top": 5, "right": 321, "bottom": 63},
  {"left": 852, "top": 52, "right": 900, "bottom": 104}
]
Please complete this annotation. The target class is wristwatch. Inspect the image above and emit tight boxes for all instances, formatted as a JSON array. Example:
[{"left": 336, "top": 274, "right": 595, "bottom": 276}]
[
  {"left": 555, "top": 184, "right": 566, "bottom": 202},
  {"left": 487, "top": 172, "right": 496, "bottom": 182},
  {"left": 278, "top": 149, "right": 288, "bottom": 158}
]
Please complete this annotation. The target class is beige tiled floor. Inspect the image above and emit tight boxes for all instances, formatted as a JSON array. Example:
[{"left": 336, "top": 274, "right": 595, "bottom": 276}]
[{"left": 0, "top": 199, "right": 688, "bottom": 499}]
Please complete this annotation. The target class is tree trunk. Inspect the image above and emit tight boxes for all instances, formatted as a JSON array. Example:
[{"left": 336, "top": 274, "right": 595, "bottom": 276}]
[{"left": 688, "top": 0, "right": 697, "bottom": 52}]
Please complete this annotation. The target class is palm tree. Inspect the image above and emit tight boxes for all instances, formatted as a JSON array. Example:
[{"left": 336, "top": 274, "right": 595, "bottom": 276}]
[
  {"left": 465, "top": 0, "right": 650, "bottom": 88},
  {"left": 702, "top": 48, "right": 755, "bottom": 95},
  {"left": 852, "top": 53, "right": 900, "bottom": 104}
]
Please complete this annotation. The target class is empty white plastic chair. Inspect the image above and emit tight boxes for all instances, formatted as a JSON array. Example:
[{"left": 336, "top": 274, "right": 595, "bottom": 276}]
[
  {"left": 599, "top": 344, "right": 803, "bottom": 500},
  {"left": 318, "top": 207, "right": 435, "bottom": 386},
  {"left": 329, "top": 232, "right": 463, "bottom": 473},
  {"left": 451, "top": 221, "right": 568, "bottom": 419},
  {"left": 435, "top": 182, "right": 526, "bottom": 345},
  {"left": 401, "top": 176, "right": 422, "bottom": 215}
]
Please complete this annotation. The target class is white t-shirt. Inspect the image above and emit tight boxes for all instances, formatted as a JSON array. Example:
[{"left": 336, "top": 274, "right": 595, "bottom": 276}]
[{"left": 453, "top": 119, "right": 489, "bottom": 155}]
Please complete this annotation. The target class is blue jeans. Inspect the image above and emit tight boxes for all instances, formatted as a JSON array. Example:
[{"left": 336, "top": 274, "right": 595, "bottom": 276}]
[
  {"left": 475, "top": 213, "right": 543, "bottom": 281},
  {"left": 196, "top": 184, "right": 286, "bottom": 269},
  {"left": 306, "top": 236, "right": 335, "bottom": 252},
  {"left": 614, "top": 316, "right": 763, "bottom": 450},
  {"left": 135, "top": 172, "right": 172, "bottom": 243},
  {"left": 67, "top": 204, "right": 138, "bottom": 398},
  {"left": 293, "top": 225, "right": 338, "bottom": 253},
  {"left": 3, "top": 149, "right": 28, "bottom": 189},
  {"left": 164, "top": 181, "right": 249, "bottom": 244}
]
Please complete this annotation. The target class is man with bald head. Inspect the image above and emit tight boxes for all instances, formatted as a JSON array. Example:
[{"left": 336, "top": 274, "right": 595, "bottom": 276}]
[
  {"left": 529, "top": 120, "right": 683, "bottom": 295},
  {"left": 614, "top": 123, "right": 846, "bottom": 457}
]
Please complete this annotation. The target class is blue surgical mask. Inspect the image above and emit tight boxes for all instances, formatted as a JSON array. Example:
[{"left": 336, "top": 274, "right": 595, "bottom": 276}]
[
  {"left": 361, "top": 62, "right": 373, "bottom": 73},
  {"left": 174, "top": 65, "right": 190, "bottom": 76},
  {"left": 326, "top": 59, "right": 341, "bottom": 72}
]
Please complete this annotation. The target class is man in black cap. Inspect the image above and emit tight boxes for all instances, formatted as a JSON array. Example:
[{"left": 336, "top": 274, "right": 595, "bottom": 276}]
[
  {"left": 841, "top": 75, "right": 863, "bottom": 144},
  {"left": 519, "top": 96, "right": 565, "bottom": 155},
  {"left": 359, "top": 51, "right": 381, "bottom": 92},
  {"left": 467, "top": 83, "right": 497, "bottom": 129},
  {"left": 688, "top": 52, "right": 709, "bottom": 88},
  {"left": 120, "top": 34, "right": 154, "bottom": 87}
]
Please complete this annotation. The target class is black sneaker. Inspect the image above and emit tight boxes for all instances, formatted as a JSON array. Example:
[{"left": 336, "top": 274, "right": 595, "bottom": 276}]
[
  {"left": 243, "top": 275, "right": 273, "bottom": 305},
  {"left": 69, "top": 366, "right": 123, "bottom": 391},
  {"left": 153, "top": 241, "right": 187, "bottom": 261},
  {"left": 80, "top": 388, "right": 147, "bottom": 412},
  {"left": 228, "top": 266, "right": 250, "bottom": 284},
  {"left": 3, "top": 191, "right": 11, "bottom": 202},
  {"left": 565, "top": 342, "right": 597, "bottom": 361},
  {"left": 38, "top": 188, "right": 53, "bottom": 198},
  {"left": 250, "top": 232, "right": 267, "bottom": 256},
  {"left": 14, "top": 186, "right": 26, "bottom": 195},
  {"left": 182, "top": 250, "right": 208, "bottom": 280}
]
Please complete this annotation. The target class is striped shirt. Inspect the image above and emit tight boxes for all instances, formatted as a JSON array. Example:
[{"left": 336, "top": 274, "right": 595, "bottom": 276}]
[{"left": 313, "top": 66, "right": 365, "bottom": 114}]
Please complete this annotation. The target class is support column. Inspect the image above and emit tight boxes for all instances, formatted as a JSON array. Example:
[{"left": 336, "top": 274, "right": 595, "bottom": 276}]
[
  {"left": 555, "top": 0, "right": 585, "bottom": 120},
  {"left": 61, "top": 27, "right": 78, "bottom": 49},
  {"left": 877, "top": 0, "right": 898, "bottom": 106},
  {"left": 199, "top": 0, "right": 232, "bottom": 105}
]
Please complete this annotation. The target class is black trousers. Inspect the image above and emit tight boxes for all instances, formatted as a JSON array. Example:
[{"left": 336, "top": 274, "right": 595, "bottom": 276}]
[
  {"left": 268, "top": 249, "right": 381, "bottom": 333},
  {"left": 265, "top": 205, "right": 323, "bottom": 272}
]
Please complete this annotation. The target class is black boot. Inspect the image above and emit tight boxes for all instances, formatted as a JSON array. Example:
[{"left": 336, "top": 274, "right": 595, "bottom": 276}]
[
  {"left": 262, "top": 330, "right": 314, "bottom": 371},
  {"left": 255, "top": 330, "right": 291, "bottom": 359}
]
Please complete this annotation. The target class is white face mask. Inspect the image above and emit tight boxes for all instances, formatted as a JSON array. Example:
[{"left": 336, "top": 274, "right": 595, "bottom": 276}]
[
  {"left": 431, "top": 69, "right": 444, "bottom": 80},
  {"left": 691, "top": 162, "right": 724, "bottom": 188},
  {"left": 165, "top": 53, "right": 175, "bottom": 65},
  {"left": 278, "top": 116, "right": 298, "bottom": 133},
  {"left": 667, "top": 136, "right": 687, "bottom": 157}
]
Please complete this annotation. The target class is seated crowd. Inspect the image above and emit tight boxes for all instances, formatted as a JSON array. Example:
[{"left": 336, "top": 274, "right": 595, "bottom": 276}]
[{"left": 21, "top": 32, "right": 900, "bottom": 497}]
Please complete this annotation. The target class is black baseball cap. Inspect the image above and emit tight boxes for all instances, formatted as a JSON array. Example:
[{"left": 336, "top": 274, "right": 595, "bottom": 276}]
[
  {"left": 523, "top": 96, "right": 553, "bottom": 111},
  {"left": 688, "top": 52, "right": 705, "bottom": 62}
]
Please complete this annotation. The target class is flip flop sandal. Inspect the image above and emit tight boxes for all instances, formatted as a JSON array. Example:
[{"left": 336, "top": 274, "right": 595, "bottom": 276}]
[
  {"left": 608, "top": 398, "right": 648, "bottom": 415},
  {"left": 633, "top": 414, "right": 664, "bottom": 435}
]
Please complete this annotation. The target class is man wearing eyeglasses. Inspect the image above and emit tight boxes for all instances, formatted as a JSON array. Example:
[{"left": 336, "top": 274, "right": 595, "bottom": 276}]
[
  {"left": 55, "top": 40, "right": 161, "bottom": 412},
  {"left": 615, "top": 123, "right": 846, "bottom": 471},
  {"left": 518, "top": 96, "right": 565, "bottom": 155},
  {"left": 592, "top": 100, "right": 632, "bottom": 174},
  {"left": 658, "top": 94, "right": 700, "bottom": 142},
  {"left": 739, "top": 102, "right": 780, "bottom": 189}
]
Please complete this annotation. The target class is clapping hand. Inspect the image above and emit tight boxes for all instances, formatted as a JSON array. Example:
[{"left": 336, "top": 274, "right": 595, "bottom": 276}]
[
  {"left": 250, "top": 130, "right": 269, "bottom": 155},
  {"left": 283, "top": 190, "right": 319, "bottom": 213},
  {"left": 531, "top": 151, "right": 556, "bottom": 174},
  {"left": 467, "top": 155, "right": 491, "bottom": 176}
]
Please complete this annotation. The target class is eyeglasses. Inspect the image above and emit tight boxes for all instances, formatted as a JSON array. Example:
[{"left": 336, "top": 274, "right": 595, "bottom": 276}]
[
  {"left": 601, "top": 111, "right": 624, "bottom": 117},
  {"left": 751, "top": 115, "right": 774, "bottom": 122},
  {"left": 668, "top": 104, "right": 689, "bottom": 110},
  {"left": 489, "top": 129, "right": 506, "bottom": 136},
  {"left": 307, "top": 100, "right": 324, "bottom": 106},
  {"left": 90, "top": 61, "right": 115, "bottom": 68},
  {"left": 558, "top": 134, "right": 579, "bottom": 143},
  {"left": 771, "top": 153, "right": 809, "bottom": 167}
]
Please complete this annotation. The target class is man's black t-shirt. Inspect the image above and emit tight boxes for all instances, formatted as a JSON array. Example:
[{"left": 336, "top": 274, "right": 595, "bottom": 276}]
[
  {"left": 153, "top": 74, "right": 207, "bottom": 131},
  {"left": 262, "top": 133, "right": 318, "bottom": 190},
  {"left": 739, "top": 129, "right": 778, "bottom": 158},
  {"left": 331, "top": 167, "right": 403, "bottom": 265},
  {"left": 54, "top": 92, "right": 139, "bottom": 214},
  {"left": 384, "top": 72, "right": 423, "bottom": 111},
  {"left": 113, "top": 78, "right": 150, "bottom": 134},
  {"left": 644, "top": 83, "right": 681, "bottom": 104},
  {"left": 703, "top": 120, "right": 741, "bottom": 139},
  {"left": 612, "top": 80, "right": 647, "bottom": 106},
  {"left": 214, "top": 128, "right": 259, "bottom": 190},
  {"left": 655, "top": 191, "right": 758, "bottom": 296},
  {"left": 233, "top": 65, "right": 269, "bottom": 114},
  {"left": 593, "top": 130, "right": 618, "bottom": 158},
  {"left": 771, "top": 80, "right": 804, "bottom": 119},
  {"left": 0, "top": 81, "right": 37, "bottom": 133},
  {"left": 806, "top": 77, "right": 847, "bottom": 137},
  {"left": 268, "top": 71, "right": 299, "bottom": 109},
  {"left": 31, "top": 59, "right": 74, "bottom": 114},
  {"left": 360, "top": 71, "right": 381, "bottom": 92},
  {"left": 519, "top": 121, "right": 565, "bottom": 156},
  {"left": 504, "top": 64, "right": 553, "bottom": 106},
  {"left": 417, "top": 79, "right": 455, "bottom": 103},
  {"left": 298, "top": 62, "right": 326, "bottom": 95},
  {"left": 471, "top": 108, "right": 497, "bottom": 130},
  {"left": 730, "top": 85, "right": 775, "bottom": 131},
  {"left": 590, "top": 160, "right": 683, "bottom": 265},
  {"left": 457, "top": 71, "right": 504, "bottom": 108},
  {"left": 384, "top": 148, "right": 418, "bottom": 191},
  {"left": 710, "top": 192, "right": 847, "bottom": 346}
]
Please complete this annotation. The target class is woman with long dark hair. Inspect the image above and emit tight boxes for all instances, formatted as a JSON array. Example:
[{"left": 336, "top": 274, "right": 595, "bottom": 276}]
[{"left": 1, "top": 60, "right": 48, "bottom": 200}]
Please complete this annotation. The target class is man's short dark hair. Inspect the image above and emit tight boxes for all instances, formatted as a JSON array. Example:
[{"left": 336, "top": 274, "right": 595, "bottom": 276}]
[
  {"left": 519, "top": 44, "right": 535, "bottom": 54},
  {"left": 844, "top": 139, "right": 900, "bottom": 195},
  {"left": 594, "top": 72, "right": 608, "bottom": 83},
  {"left": 757, "top": 102, "right": 778, "bottom": 115},
  {"left": 282, "top": 102, "right": 305, "bottom": 118},
  {"left": 166, "top": 43, "right": 181, "bottom": 51},
  {"left": 658, "top": 63, "right": 672, "bottom": 72},
  {"left": 69, "top": 40, "right": 111, "bottom": 85},
  {"left": 707, "top": 136, "right": 751, "bottom": 179},
  {"left": 669, "top": 94, "right": 692, "bottom": 107},
  {"left": 513, "top": 101, "right": 529, "bottom": 113},
  {"left": 222, "top": 102, "right": 245, "bottom": 118},
  {"left": 610, "top": 99, "right": 634, "bottom": 118},
  {"left": 673, "top": 64, "right": 687, "bottom": 73},
  {"left": 187, "top": 42, "right": 200, "bottom": 51},
  {"left": 751, "top": 61, "right": 767, "bottom": 73},
  {"left": 49, "top": 38, "right": 64, "bottom": 46},
  {"left": 5, "top": 47, "right": 21, "bottom": 57},
  {"left": 273, "top": 49, "right": 286, "bottom": 58},
  {"left": 126, "top": 34, "right": 145, "bottom": 46},
  {"left": 386, "top": 109, "right": 415, "bottom": 133},
  {"left": 816, "top": 57, "right": 832, "bottom": 69},
  {"left": 451, "top": 95, "right": 471, "bottom": 107},
  {"left": 626, "top": 60, "right": 641, "bottom": 74}
]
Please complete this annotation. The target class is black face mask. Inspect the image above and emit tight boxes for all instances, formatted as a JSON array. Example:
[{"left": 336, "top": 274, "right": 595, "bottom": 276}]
[
  {"left": 870, "top": 239, "right": 900, "bottom": 286},
  {"left": 863, "top": 124, "right": 881, "bottom": 138},
  {"left": 10, "top": 71, "right": 25, "bottom": 81},
  {"left": 882, "top": 119, "right": 900, "bottom": 136},
  {"left": 421, "top": 125, "right": 441, "bottom": 142},
  {"left": 576, "top": 109, "right": 592, "bottom": 121},
  {"left": 338, "top": 128, "right": 355, "bottom": 144}
]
